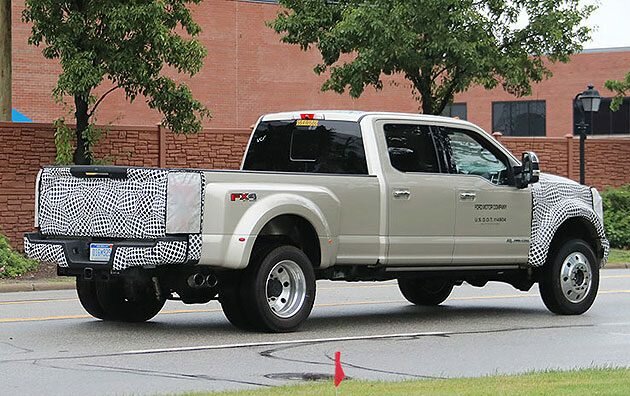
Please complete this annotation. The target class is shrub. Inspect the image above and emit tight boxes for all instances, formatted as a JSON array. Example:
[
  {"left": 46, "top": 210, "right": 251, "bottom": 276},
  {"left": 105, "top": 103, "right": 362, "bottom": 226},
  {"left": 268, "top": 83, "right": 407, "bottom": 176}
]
[
  {"left": 602, "top": 184, "right": 630, "bottom": 249},
  {"left": 0, "top": 234, "right": 39, "bottom": 278}
]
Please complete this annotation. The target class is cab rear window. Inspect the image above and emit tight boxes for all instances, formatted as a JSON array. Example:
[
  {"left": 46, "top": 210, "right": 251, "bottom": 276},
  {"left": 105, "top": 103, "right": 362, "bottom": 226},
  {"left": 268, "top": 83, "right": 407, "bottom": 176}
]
[{"left": 243, "top": 120, "right": 368, "bottom": 175}]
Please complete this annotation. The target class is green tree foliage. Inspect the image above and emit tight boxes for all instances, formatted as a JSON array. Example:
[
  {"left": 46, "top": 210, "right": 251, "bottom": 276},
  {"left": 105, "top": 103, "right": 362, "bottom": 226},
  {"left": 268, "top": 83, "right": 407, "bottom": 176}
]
[
  {"left": 602, "top": 184, "right": 630, "bottom": 249},
  {"left": 605, "top": 72, "right": 630, "bottom": 111},
  {"left": 271, "top": 0, "right": 595, "bottom": 115},
  {"left": 0, "top": 234, "right": 39, "bottom": 278},
  {"left": 23, "top": 0, "right": 211, "bottom": 164}
]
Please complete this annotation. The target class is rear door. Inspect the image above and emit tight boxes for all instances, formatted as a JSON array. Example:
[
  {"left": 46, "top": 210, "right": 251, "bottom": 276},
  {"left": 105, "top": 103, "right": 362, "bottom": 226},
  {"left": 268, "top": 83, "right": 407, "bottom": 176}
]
[{"left": 375, "top": 121, "right": 455, "bottom": 266}]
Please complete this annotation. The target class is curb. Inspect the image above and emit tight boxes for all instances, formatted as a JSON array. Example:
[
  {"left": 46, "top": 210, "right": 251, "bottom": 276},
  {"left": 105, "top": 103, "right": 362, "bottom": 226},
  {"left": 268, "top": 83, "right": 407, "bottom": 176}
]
[
  {"left": 604, "top": 263, "right": 630, "bottom": 270},
  {"left": 0, "top": 281, "right": 75, "bottom": 293}
]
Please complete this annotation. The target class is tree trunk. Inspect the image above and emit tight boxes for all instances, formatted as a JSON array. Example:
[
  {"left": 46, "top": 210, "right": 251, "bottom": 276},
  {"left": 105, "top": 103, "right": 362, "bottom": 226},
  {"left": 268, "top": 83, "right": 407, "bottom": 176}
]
[
  {"left": 0, "top": 0, "right": 11, "bottom": 122},
  {"left": 73, "top": 94, "right": 91, "bottom": 165}
]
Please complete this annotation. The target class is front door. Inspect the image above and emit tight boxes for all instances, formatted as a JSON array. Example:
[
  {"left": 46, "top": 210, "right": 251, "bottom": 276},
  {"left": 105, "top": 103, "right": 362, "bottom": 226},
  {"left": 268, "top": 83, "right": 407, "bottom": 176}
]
[{"left": 436, "top": 126, "right": 532, "bottom": 265}]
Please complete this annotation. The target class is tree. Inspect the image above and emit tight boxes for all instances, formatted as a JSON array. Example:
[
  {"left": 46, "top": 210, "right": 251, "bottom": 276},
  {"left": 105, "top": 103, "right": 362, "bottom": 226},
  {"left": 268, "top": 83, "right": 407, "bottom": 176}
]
[
  {"left": 605, "top": 72, "right": 630, "bottom": 111},
  {"left": 23, "top": 0, "right": 210, "bottom": 165},
  {"left": 270, "top": 0, "right": 595, "bottom": 115}
]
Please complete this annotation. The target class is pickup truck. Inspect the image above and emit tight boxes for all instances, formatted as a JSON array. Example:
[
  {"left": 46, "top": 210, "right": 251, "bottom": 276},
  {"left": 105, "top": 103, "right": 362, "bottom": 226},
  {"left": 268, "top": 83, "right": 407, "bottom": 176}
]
[{"left": 24, "top": 111, "right": 609, "bottom": 332}]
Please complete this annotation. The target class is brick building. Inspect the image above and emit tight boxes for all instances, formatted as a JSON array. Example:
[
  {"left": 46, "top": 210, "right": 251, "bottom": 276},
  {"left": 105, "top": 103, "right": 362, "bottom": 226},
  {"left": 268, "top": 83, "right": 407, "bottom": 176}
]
[
  {"left": 9, "top": 0, "right": 630, "bottom": 137},
  {"left": 3, "top": 0, "right": 630, "bottom": 249}
]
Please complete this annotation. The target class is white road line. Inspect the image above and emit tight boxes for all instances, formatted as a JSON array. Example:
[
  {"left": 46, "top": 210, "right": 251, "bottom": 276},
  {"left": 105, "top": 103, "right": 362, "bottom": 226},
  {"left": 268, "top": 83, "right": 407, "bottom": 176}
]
[{"left": 122, "top": 331, "right": 449, "bottom": 356}]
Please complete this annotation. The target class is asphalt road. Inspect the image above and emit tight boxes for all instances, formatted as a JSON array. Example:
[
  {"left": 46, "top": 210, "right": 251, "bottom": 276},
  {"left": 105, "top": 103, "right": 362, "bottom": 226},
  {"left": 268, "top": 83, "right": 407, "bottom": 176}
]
[{"left": 2, "top": 269, "right": 630, "bottom": 395}]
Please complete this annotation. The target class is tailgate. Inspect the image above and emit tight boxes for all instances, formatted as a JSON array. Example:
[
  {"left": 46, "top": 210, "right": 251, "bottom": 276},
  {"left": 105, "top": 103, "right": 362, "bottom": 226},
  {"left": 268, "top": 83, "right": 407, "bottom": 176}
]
[{"left": 37, "top": 166, "right": 204, "bottom": 239}]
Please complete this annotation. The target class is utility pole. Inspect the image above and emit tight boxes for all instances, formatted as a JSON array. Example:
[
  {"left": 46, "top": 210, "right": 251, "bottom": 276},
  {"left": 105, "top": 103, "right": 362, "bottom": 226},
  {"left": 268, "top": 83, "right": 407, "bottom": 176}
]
[{"left": 0, "top": 0, "right": 11, "bottom": 121}]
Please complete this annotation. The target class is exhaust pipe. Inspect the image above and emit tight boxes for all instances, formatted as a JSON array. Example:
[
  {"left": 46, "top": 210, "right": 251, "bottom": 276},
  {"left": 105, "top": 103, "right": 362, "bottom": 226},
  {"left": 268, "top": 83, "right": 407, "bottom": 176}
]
[
  {"left": 205, "top": 274, "right": 218, "bottom": 288},
  {"left": 187, "top": 273, "right": 206, "bottom": 288}
]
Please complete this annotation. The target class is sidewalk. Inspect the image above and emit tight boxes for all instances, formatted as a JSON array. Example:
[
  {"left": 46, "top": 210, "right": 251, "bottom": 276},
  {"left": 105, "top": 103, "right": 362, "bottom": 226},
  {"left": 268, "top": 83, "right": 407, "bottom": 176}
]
[{"left": 0, "top": 278, "right": 75, "bottom": 293}]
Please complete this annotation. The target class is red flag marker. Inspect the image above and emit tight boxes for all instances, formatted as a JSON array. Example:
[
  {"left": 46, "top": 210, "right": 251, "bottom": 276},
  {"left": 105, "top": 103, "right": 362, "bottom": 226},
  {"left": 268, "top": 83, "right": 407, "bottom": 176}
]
[{"left": 334, "top": 351, "right": 345, "bottom": 388}]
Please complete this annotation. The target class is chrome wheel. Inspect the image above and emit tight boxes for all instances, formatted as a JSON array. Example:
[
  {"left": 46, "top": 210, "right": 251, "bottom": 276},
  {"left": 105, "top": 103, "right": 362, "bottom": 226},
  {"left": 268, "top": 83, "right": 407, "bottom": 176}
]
[
  {"left": 266, "top": 260, "right": 307, "bottom": 318},
  {"left": 560, "top": 252, "right": 592, "bottom": 304}
]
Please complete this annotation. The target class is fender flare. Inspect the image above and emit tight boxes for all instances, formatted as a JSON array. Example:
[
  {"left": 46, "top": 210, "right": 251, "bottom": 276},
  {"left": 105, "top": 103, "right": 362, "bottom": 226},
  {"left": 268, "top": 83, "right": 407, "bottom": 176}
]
[
  {"left": 223, "top": 193, "right": 339, "bottom": 269},
  {"left": 529, "top": 201, "right": 608, "bottom": 267}
]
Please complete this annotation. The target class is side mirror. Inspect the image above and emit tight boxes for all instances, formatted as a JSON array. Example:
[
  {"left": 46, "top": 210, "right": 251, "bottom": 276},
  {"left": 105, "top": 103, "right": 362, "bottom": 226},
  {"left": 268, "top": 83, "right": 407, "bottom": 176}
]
[{"left": 516, "top": 151, "right": 540, "bottom": 188}]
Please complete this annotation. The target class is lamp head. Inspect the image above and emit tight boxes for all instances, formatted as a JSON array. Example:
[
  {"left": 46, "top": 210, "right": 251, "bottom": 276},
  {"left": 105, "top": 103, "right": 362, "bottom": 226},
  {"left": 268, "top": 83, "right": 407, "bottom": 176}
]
[{"left": 579, "top": 85, "right": 602, "bottom": 113}]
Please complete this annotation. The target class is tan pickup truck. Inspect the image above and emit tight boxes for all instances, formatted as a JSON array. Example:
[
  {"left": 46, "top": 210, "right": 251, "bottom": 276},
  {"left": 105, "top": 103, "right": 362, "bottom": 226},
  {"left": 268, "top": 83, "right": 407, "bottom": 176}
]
[{"left": 24, "top": 111, "right": 609, "bottom": 332}]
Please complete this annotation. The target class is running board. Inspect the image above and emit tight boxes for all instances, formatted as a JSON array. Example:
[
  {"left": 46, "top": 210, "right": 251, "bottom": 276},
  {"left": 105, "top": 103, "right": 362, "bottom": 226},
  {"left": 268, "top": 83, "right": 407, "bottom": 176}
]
[{"left": 385, "top": 265, "right": 522, "bottom": 272}]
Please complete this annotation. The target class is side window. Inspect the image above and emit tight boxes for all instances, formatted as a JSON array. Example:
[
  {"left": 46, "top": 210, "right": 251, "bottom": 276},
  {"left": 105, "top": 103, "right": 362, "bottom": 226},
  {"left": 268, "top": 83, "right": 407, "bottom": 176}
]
[
  {"left": 384, "top": 124, "right": 440, "bottom": 173},
  {"left": 441, "top": 127, "right": 509, "bottom": 185}
]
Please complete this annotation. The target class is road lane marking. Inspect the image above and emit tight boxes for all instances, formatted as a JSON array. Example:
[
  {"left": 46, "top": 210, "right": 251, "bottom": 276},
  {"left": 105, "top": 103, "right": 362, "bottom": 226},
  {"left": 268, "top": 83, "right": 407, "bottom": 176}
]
[
  {"left": 601, "top": 274, "right": 630, "bottom": 279},
  {"left": 0, "top": 308, "right": 221, "bottom": 323},
  {"left": 599, "top": 289, "right": 630, "bottom": 294},
  {"left": 0, "top": 298, "right": 77, "bottom": 306},
  {"left": 121, "top": 331, "right": 449, "bottom": 356},
  {"left": 2, "top": 289, "right": 629, "bottom": 324}
]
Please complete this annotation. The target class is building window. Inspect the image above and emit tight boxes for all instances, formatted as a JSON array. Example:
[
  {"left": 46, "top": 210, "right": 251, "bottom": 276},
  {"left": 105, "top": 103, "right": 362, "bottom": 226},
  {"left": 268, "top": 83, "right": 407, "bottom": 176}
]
[
  {"left": 492, "top": 101, "right": 546, "bottom": 136},
  {"left": 441, "top": 103, "right": 467, "bottom": 120},
  {"left": 573, "top": 97, "right": 630, "bottom": 135}
]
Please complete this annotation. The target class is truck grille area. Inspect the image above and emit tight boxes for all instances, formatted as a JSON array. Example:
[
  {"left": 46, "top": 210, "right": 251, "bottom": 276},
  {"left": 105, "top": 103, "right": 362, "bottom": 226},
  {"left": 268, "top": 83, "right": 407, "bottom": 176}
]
[{"left": 38, "top": 167, "right": 168, "bottom": 239}]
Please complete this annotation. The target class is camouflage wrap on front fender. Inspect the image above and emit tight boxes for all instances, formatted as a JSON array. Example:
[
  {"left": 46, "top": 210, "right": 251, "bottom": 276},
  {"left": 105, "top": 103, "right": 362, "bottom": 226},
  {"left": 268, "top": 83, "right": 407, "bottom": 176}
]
[{"left": 528, "top": 173, "right": 609, "bottom": 267}]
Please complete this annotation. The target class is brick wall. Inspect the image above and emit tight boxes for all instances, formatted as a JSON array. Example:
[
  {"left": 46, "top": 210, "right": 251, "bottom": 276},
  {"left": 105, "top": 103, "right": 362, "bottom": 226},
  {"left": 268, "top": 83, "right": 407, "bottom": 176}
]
[
  {"left": 1, "top": 122, "right": 630, "bottom": 250},
  {"left": 164, "top": 127, "right": 250, "bottom": 169},
  {"left": 0, "top": 123, "right": 56, "bottom": 248},
  {"left": 496, "top": 134, "right": 630, "bottom": 187}
]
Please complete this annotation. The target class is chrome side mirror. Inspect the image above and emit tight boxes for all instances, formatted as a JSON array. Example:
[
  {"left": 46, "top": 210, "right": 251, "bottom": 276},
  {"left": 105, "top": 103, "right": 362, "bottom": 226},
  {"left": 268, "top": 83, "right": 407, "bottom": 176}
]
[{"left": 516, "top": 151, "right": 540, "bottom": 188}]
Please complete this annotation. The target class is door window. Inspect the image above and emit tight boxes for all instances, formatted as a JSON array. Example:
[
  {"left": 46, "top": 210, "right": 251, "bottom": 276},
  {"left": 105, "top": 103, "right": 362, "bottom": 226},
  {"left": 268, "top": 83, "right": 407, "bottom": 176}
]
[
  {"left": 383, "top": 124, "right": 440, "bottom": 173},
  {"left": 439, "top": 127, "right": 509, "bottom": 185}
]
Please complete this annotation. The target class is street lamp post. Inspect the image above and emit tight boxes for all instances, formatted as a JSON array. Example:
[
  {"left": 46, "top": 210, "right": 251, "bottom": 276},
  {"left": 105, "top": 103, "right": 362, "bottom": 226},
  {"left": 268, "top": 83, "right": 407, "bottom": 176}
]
[{"left": 574, "top": 85, "right": 602, "bottom": 185}]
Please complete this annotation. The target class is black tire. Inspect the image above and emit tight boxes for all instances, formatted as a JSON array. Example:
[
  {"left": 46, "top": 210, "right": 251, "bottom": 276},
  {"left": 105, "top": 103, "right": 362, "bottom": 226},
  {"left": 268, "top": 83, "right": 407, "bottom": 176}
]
[
  {"left": 218, "top": 273, "right": 255, "bottom": 330},
  {"left": 76, "top": 278, "right": 110, "bottom": 320},
  {"left": 95, "top": 280, "right": 165, "bottom": 322},
  {"left": 539, "top": 239, "right": 599, "bottom": 315},
  {"left": 240, "top": 245, "right": 316, "bottom": 332},
  {"left": 398, "top": 278, "right": 454, "bottom": 306}
]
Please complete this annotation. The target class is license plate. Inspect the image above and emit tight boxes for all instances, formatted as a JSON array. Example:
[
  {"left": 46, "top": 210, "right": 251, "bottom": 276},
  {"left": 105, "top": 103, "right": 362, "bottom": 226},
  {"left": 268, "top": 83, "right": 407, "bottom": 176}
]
[{"left": 90, "top": 243, "right": 113, "bottom": 262}]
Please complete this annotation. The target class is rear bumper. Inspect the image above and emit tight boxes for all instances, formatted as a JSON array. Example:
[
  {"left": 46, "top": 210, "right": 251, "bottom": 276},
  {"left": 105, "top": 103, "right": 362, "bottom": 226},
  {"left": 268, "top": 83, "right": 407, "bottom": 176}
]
[{"left": 24, "top": 233, "right": 202, "bottom": 275}]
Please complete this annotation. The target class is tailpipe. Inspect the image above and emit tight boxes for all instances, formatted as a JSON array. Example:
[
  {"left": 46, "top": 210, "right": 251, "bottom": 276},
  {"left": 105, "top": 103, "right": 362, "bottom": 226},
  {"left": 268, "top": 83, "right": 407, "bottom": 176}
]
[
  {"left": 187, "top": 273, "right": 206, "bottom": 288},
  {"left": 205, "top": 274, "right": 218, "bottom": 288}
]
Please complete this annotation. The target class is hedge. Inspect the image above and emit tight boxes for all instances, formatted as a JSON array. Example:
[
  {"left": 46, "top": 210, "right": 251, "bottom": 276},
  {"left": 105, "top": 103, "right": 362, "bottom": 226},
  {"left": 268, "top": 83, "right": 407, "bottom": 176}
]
[
  {"left": 602, "top": 184, "right": 630, "bottom": 249},
  {"left": 0, "top": 234, "right": 39, "bottom": 278}
]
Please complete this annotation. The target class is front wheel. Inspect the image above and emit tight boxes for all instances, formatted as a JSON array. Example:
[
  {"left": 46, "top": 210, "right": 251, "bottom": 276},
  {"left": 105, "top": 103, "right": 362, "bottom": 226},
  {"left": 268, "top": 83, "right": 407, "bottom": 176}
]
[
  {"left": 238, "top": 245, "right": 316, "bottom": 332},
  {"left": 398, "top": 278, "right": 454, "bottom": 306},
  {"left": 539, "top": 239, "right": 599, "bottom": 315}
]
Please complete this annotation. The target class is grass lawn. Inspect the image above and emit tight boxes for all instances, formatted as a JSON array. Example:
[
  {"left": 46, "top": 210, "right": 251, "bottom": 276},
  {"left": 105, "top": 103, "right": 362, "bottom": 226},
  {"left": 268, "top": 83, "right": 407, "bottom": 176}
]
[
  {"left": 609, "top": 249, "right": 630, "bottom": 265},
  {"left": 195, "top": 368, "right": 630, "bottom": 396}
]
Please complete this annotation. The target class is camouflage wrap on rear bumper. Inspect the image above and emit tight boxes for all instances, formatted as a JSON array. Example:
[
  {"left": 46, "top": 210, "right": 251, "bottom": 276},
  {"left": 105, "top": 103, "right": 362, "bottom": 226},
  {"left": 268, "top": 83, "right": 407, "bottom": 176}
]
[
  {"left": 24, "top": 234, "right": 203, "bottom": 272},
  {"left": 24, "top": 237, "right": 68, "bottom": 267}
]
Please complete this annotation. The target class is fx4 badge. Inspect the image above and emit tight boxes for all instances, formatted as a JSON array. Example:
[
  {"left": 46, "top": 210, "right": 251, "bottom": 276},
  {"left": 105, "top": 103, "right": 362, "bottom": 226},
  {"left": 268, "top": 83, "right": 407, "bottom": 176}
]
[{"left": 230, "top": 193, "right": 257, "bottom": 202}]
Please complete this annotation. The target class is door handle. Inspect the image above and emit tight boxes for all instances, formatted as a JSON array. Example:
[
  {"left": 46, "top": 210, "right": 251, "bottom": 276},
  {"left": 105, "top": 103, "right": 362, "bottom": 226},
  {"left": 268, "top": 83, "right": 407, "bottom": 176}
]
[
  {"left": 459, "top": 192, "right": 476, "bottom": 201},
  {"left": 393, "top": 189, "right": 411, "bottom": 199}
]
